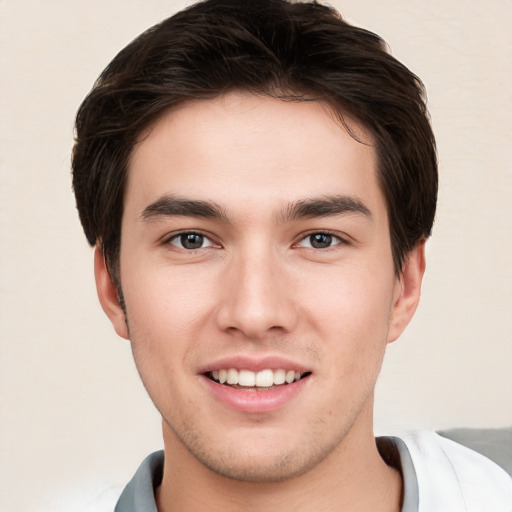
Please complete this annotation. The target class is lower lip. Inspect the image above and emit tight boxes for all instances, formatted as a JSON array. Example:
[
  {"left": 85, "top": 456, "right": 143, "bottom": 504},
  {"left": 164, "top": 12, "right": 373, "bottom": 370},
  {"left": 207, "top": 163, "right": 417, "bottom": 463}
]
[{"left": 200, "top": 375, "right": 310, "bottom": 413}]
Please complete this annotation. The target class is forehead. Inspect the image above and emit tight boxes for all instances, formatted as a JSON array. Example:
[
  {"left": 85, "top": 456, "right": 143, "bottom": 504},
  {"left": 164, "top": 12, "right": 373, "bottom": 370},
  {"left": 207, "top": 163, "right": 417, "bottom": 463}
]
[{"left": 126, "top": 92, "right": 384, "bottom": 222}]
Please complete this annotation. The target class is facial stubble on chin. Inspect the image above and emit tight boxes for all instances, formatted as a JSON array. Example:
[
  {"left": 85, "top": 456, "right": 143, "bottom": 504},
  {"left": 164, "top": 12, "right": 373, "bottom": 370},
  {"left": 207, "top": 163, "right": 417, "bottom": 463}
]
[
  {"left": 155, "top": 380, "right": 378, "bottom": 485},
  {"left": 162, "top": 416, "right": 354, "bottom": 483}
]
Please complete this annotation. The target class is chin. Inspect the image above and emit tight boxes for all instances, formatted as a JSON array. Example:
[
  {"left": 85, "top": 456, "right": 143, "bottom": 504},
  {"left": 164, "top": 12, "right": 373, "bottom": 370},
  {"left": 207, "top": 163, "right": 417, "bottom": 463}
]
[
  {"left": 195, "top": 449, "right": 320, "bottom": 483},
  {"left": 172, "top": 421, "right": 349, "bottom": 484}
]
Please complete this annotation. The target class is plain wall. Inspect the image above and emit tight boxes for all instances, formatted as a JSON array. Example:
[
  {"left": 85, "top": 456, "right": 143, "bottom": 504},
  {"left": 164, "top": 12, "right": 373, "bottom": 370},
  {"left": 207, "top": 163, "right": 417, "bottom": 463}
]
[{"left": 0, "top": 1, "right": 511, "bottom": 510}]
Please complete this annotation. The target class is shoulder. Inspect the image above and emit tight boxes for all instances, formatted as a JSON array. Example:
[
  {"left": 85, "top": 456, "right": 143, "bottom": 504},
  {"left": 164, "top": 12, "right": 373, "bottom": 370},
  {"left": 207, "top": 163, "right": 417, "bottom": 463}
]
[
  {"left": 437, "top": 426, "right": 512, "bottom": 477},
  {"left": 399, "top": 429, "right": 512, "bottom": 512}
]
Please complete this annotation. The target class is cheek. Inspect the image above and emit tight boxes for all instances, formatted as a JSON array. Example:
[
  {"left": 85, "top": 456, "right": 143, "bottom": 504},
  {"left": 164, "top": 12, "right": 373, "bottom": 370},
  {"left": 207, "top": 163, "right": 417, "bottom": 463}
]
[
  {"left": 121, "top": 266, "right": 225, "bottom": 422},
  {"left": 297, "top": 264, "right": 395, "bottom": 367},
  {"left": 121, "top": 274, "right": 207, "bottom": 405},
  {"left": 300, "top": 263, "right": 394, "bottom": 328},
  {"left": 124, "top": 261, "right": 215, "bottom": 322},
  {"left": 120, "top": 261, "right": 225, "bottom": 374}
]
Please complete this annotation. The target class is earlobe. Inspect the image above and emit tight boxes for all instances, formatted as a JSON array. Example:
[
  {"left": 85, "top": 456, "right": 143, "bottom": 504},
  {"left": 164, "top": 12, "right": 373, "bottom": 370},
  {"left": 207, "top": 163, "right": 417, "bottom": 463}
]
[
  {"left": 94, "top": 247, "right": 129, "bottom": 340},
  {"left": 387, "top": 241, "right": 426, "bottom": 344}
]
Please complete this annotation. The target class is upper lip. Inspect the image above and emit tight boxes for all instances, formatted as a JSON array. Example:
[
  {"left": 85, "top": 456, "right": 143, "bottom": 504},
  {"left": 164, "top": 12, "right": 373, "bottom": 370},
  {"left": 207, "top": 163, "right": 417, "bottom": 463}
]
[{"left": 198, "top": 355, "right": 311, "bottom": 374}]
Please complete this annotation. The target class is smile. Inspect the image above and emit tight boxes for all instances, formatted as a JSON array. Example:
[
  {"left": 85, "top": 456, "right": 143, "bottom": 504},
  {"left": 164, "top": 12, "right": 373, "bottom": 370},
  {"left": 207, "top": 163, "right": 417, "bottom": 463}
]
[{"left": 208, "top": 368, "right": 308, "bottom": 390}]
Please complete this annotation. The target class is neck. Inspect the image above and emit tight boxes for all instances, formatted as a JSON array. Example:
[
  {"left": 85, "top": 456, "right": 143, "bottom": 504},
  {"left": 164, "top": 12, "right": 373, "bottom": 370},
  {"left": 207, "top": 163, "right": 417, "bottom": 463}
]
[{"left": 156, "top": 412, "right": 402, "bottom": 512}]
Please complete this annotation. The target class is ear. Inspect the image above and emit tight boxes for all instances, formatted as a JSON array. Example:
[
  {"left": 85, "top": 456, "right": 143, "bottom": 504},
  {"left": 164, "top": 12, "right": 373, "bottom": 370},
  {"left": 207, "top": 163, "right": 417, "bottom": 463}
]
[
  {"left": 94, "top": 246, "right": 129, "bottom": 340},
  {"left": 387, "top": 241, "right": 426, "bottom": 344}
]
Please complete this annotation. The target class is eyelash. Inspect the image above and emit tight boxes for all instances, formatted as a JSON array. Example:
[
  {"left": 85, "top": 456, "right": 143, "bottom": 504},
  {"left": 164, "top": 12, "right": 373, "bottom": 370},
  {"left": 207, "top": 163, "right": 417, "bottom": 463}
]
[
  {"left": 295, "top": 231, "right": 347, "bottom": 250},
  {"left": 163, "top": 230, "right": 347, "bottom": 252},
  {"left": 164, "top": 231, "right": 217, "bottom": 251}
]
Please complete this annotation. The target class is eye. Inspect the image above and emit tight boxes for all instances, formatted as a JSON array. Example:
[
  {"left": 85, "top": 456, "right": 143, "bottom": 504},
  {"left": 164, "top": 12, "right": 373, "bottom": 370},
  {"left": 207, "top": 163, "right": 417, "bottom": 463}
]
[
  {"left": 167, "top": 232, "right": 216, "bottom": 250},
  {"left": 297, "top": 232, "right": 342, "bottom": 249}
]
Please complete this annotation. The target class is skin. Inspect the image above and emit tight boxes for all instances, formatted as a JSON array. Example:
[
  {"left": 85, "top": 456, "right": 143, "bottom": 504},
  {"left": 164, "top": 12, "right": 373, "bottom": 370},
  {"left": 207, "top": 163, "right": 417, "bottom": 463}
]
[{"left": 95, "top": 92, "right": 425, "bottom": 511}]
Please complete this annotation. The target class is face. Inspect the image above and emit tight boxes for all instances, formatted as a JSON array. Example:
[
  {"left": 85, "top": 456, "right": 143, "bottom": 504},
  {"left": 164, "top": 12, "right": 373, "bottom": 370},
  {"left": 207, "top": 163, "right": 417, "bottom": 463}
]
[{"left": 96, "top": 92, "right": 423, "bottom": 482}]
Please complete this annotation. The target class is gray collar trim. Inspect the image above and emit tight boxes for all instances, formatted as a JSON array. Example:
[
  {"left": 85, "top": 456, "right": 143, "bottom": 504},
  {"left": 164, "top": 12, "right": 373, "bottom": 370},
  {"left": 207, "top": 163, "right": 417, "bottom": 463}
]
[{"left": 115, "top": 438, "right": 419, "bottom": 512}]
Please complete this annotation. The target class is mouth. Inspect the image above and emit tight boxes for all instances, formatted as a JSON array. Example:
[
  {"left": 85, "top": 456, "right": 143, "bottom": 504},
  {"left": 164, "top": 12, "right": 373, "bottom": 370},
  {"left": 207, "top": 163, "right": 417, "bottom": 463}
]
[
  {"left": 201, "top": 361, "right": 312, "bottom": 413},
  {"left": 205, "top": 368, "right": 312, "bottom": 391}
]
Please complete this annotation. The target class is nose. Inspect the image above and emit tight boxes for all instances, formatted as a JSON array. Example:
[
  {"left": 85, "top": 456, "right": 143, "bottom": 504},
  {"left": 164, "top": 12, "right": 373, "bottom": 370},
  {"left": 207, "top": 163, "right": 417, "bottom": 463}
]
[{"left": 215, "top": 247, "right": 298, "bottom": 340}]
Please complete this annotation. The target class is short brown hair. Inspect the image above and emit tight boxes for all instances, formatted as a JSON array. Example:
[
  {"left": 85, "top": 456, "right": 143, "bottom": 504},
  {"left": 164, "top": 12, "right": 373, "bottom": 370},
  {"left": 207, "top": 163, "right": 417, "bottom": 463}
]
[{"left": 72, "top": 0, "right": 437, "bottom": 284}]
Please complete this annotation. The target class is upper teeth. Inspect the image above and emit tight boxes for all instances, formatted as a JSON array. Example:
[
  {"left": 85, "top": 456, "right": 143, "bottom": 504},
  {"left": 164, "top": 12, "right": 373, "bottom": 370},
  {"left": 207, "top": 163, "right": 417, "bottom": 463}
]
[{"left": 211, "top": 369, "right": 302, "bottom": 387}]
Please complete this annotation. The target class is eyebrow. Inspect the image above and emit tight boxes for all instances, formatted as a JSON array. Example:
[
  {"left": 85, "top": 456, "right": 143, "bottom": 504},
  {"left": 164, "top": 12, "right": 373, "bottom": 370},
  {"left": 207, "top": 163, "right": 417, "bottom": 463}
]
[
  {"left": 279, "top": 195, "right": 371, "bottom": 222},
  {"left": 141, "top": 195, "right": 229, "bottom": 222},
  {"left": 140, "top": 194, "right": 371, "bottom": 224}
]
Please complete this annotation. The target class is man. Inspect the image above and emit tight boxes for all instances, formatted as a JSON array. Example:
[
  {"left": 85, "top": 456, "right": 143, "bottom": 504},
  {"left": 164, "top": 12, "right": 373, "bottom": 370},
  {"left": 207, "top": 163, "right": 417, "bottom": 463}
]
[{"left": 72, "top": 0, "right": 512, "bottom": 510}]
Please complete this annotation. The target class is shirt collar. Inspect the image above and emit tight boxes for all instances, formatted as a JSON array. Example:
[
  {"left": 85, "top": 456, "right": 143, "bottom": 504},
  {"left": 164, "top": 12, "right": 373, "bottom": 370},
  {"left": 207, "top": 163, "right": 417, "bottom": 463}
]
[{"left": 114, "top": 438, "right": 419, "bottom": 512}]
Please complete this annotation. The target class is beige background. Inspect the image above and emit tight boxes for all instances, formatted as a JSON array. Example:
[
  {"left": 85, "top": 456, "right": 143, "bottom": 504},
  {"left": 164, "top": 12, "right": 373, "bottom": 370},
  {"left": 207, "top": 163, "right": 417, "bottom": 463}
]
[{"left": 0, "top": 0, "right": 511, "bottom": 510}]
